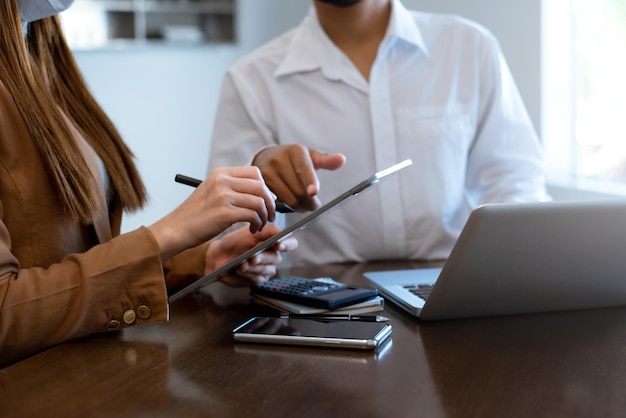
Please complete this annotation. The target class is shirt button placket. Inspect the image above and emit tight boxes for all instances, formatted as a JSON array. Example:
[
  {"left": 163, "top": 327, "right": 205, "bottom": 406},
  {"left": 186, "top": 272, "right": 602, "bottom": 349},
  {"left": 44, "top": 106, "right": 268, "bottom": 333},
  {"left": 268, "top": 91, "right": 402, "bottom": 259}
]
[{"left": 369, "top": 41, "right": 407, "bottom": 259}]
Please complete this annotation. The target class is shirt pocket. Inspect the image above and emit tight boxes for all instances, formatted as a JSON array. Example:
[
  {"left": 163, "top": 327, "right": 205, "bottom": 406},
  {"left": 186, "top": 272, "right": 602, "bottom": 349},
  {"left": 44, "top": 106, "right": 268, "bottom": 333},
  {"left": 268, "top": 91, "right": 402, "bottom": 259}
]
[
  {"left": 394, "top": 104, "right": 476, "bottom": 217},
  {"left": 395, "top": 104, "right": 475, "bottom": 168}
]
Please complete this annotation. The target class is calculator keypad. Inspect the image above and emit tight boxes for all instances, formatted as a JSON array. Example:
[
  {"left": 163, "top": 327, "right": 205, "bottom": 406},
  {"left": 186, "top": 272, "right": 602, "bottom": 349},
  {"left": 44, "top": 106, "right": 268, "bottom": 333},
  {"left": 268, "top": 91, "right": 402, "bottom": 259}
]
[
  {"left": 251, "top": 276, "right": 378, "bottom": 310},
  {"left": 256, "top": 276, "right": 347, "bottom": 297}
]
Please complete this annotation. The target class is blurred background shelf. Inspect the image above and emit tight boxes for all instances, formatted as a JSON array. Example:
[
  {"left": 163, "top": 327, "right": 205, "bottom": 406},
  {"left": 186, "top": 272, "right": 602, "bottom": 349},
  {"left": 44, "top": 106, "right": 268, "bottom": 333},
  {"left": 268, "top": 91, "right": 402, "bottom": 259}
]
[{"left": 62, "top": 0, "right": 236, "bottom": 50}]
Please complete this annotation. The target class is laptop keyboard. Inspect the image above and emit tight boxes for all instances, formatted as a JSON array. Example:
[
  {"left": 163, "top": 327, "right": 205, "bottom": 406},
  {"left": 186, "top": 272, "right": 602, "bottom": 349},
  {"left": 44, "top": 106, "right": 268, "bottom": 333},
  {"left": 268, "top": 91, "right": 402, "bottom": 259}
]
[{"left": 403, "top": 283, "right": 433, "bottom": 301}]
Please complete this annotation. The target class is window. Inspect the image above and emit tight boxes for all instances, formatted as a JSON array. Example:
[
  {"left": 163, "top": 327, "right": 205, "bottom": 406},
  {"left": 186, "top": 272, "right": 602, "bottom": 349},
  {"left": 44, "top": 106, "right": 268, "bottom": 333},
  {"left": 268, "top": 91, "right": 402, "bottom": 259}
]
[{"left": 543, "top": 0, "right": 626, "bottom": 195}]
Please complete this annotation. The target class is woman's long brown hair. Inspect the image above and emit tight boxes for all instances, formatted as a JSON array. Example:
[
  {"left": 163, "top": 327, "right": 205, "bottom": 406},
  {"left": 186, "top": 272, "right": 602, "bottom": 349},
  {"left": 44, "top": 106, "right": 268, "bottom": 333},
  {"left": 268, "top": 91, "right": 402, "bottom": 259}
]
[{"left": 0, "top": 1, "right": 147, "bottom": 223}]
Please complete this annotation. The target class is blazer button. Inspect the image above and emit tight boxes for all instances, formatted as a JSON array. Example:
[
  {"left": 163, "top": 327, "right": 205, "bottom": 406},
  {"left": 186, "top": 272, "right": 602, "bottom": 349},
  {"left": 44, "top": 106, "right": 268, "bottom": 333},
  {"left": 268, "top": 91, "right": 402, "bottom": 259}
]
[
  {"left": 106, "top": 319, "right": 121, "bottom": 331},
  {"left": 123, "top": 309, "right": 136, "bottom": 324},
  {"left": 137, "top": 305, "right": 152, "bottom": 319}
]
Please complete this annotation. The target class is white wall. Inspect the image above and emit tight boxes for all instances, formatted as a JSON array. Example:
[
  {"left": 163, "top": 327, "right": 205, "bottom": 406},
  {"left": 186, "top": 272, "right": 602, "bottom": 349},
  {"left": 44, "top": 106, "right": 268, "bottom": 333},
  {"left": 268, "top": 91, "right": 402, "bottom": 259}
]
[
  {"left": 74, "top": 0, "right": 310, "bottom": 232},
  {"left": 73, "top": 0, "right": 542, "bottom": 231}
]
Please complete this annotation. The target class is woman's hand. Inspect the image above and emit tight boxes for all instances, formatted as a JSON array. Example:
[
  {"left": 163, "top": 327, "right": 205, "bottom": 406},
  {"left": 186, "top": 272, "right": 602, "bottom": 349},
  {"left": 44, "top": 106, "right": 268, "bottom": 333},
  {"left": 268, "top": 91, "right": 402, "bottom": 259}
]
[
  {"left": 149, "top": 166, "right": 277, "bottom": 261},
  {"left": 205, "top": 224, "right": 298, "bottom": 287}
]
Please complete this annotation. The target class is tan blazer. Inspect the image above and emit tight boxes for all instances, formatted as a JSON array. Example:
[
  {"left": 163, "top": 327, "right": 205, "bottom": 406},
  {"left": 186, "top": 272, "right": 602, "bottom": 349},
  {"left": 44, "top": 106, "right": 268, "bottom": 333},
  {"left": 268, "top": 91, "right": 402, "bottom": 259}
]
[{"left": 0, "top": 81, "right": 205, "bottom": 366}]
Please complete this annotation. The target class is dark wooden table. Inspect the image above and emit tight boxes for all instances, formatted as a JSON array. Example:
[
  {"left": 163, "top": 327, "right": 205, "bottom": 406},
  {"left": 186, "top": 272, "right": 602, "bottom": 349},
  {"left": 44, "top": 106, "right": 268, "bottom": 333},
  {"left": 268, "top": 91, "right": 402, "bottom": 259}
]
[{"left": 2, "top": 260, "right": 626, "bottom": 418}]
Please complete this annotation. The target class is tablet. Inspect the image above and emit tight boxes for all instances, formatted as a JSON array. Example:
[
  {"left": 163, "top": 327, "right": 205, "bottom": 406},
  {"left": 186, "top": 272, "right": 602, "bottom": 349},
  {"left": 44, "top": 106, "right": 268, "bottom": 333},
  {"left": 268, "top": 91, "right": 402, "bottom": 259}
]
[{"left": 168, "top": 159, "right": 413, "bottom": 302}]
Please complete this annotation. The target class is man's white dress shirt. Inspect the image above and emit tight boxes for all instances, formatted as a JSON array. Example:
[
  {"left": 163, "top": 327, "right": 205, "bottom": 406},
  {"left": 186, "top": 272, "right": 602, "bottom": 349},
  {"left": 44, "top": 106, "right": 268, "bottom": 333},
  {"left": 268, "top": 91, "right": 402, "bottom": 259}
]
[{"left": 209, "top": 0, "right": 550, "bottom": 266}]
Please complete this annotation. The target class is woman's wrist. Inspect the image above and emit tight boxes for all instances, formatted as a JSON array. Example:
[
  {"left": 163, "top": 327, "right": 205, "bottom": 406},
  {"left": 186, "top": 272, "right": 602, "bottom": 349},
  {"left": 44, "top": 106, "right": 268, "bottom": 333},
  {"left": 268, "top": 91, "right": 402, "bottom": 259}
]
[{"left": 148, "top": 219, "right": 182, "bottom": 261}]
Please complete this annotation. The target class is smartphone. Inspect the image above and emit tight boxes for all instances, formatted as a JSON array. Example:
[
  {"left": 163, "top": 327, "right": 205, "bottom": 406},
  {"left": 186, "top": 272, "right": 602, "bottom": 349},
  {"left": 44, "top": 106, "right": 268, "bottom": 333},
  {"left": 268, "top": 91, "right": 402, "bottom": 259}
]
[
  {"left": 250, "top": 276, "right": 379, "bottom": 309},
  {"left": 232, "top": 317, "right": 392, "bottom": 350}
]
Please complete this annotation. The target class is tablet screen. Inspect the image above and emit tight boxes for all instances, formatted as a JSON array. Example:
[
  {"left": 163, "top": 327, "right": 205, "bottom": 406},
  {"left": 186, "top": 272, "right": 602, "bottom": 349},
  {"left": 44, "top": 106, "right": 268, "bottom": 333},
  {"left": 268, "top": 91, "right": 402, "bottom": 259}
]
[{"left": 168, "top": 159, "right": 412, "bottom": 302}]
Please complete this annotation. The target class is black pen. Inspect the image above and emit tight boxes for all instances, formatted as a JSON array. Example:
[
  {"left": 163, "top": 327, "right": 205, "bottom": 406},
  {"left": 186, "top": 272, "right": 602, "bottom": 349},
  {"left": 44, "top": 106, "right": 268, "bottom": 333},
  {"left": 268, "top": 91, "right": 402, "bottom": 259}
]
[
  {"left": 280, "top": 314, "right": 389, "bottom": 322},
  {"left": 174, "top": 174, "right": 295, "bottom": 213}
]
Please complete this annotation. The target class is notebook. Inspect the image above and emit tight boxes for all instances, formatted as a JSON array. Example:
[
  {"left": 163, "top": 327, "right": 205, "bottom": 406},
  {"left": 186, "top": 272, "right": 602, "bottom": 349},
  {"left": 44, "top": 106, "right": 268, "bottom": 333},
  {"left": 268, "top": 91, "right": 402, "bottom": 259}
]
[
  {"left": 250, "top": 293, "right": 385, "bottom": 315},
  {"left": 169, "top": 159, "right": 413, "bottom": 302},
  {"left": 365, "top": 199, "right": 626, "bottom": 320}
]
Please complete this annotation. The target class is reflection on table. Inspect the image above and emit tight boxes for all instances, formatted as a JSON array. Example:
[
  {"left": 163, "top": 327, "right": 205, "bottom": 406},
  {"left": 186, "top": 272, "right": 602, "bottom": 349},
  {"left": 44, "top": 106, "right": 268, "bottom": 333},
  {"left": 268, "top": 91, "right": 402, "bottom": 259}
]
[{"left": 2, "top": 260, "right": 626, "bottom": 418}]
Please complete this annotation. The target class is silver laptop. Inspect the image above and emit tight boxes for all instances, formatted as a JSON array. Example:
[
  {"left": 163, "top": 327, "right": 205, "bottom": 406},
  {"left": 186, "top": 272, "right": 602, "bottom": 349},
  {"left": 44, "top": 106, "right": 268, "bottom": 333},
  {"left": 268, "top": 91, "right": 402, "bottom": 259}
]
[
  {"left": 365, "top": 200, "right": 626, "bottom": 320},
  {"left": 169, "top": 159, "right": 412, "bottom": 302}
]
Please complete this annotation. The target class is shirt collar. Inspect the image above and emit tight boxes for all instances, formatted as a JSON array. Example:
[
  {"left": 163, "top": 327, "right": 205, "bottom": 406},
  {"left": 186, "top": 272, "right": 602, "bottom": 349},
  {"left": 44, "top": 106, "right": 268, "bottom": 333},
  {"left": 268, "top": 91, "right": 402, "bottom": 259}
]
[
  {"left": 385, "top": 0, "right": 428, "bottom": 54},
  {"left": 275, "top": 0, "right": 429, "bottom": 78},
  {"left": 274, "top": 6, "right": 340, "bottom": 79}
]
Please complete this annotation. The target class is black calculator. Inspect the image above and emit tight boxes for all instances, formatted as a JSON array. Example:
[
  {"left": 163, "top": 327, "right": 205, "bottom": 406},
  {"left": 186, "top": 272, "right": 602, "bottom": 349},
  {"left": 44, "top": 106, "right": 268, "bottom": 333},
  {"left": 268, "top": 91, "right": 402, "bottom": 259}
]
[{"left": 250, "top": 276, "right": 379, "bottom": 310}]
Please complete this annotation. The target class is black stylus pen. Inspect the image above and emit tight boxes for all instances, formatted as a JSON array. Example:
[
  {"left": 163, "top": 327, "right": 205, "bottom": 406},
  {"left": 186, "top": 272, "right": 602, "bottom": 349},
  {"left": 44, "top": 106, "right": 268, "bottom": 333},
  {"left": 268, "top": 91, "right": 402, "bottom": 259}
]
[
  {"left": 175, "top": 174, "right": 295, "bottom": 214},
  {"left": 280, "top": 314, "right": 389, "bottom": 323}
]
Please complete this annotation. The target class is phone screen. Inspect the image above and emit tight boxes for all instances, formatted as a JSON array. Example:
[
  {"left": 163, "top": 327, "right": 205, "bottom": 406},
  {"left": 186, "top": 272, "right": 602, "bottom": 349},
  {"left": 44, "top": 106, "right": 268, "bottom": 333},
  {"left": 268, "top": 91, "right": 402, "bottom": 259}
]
[{"left": 232, "top": 317, "right": 392, "bottom": 349}]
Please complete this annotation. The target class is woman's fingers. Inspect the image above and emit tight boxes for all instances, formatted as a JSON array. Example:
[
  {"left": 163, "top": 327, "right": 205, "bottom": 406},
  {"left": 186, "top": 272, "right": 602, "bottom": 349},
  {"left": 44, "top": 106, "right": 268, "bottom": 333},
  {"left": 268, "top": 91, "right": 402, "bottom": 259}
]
[{"left": 204, "top": 167, "right": 277, "bottom": 230}]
